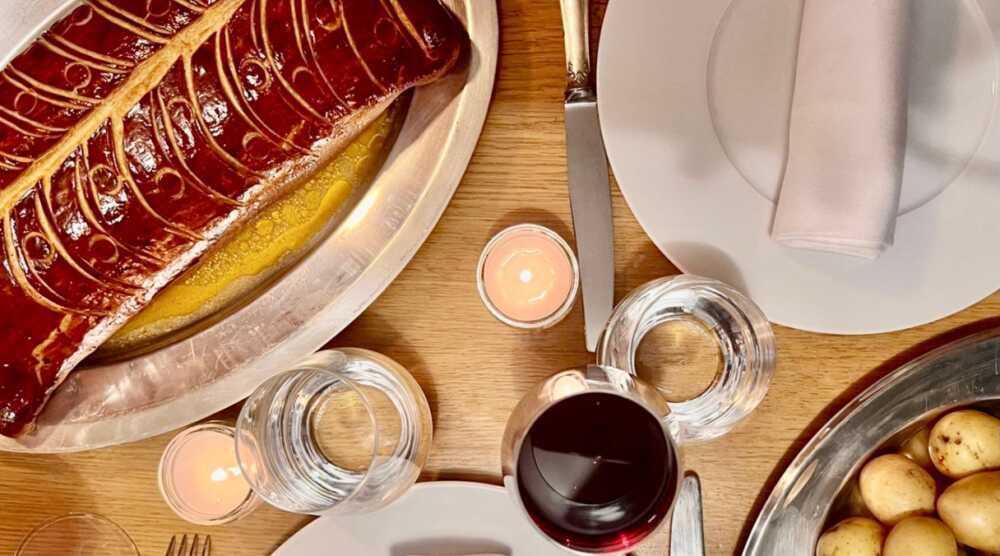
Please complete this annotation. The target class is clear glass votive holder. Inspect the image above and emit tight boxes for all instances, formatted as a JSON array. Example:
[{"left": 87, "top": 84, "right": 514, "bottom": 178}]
[
  {"left": 476, "top": 223, "right": 580, "bottom": 330},
  {"left": 158, "top": 422, "right": 260, "bottom": 526},
  {"left": 597, "top": 275, "right": 776, "bottom": 443},
  {"left": 235, "top": 348, "right": 432, "bottom": 515}
]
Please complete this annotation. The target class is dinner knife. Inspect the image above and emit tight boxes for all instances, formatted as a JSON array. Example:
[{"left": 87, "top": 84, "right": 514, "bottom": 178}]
[
  {"left": 559, "top": 0, "right": 614, "bottom": 352},
  {"left": 670, "top": 473, "right": 707, "bottom": 556}
]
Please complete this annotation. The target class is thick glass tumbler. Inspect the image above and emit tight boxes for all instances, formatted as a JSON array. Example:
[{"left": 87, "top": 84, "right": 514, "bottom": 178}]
[
  {"left": 235, "top": 348, "right": 432, "bottom": 515},
  {"left": 598, "top": 275, "right": 775, "bottom": 442}
]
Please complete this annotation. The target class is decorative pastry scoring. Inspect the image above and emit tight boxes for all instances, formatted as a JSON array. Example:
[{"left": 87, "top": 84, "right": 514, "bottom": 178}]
[
  {"left": 0, "top": 0, "right": 467, "bottom": 436},
  {"left": 0, "top": 0, "right": 220, "bottom": 190}
]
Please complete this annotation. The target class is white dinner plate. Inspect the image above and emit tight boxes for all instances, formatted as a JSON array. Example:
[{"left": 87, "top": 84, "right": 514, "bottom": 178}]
[
  {"left": 272, "top": 482, "right": 569, "bottom": 556},
  {"left": 598, "top": 0, "right": 1000, "bottom": 334}
]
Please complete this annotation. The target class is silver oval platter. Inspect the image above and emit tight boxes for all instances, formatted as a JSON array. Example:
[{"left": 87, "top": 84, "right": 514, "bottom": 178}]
[
  {"left": 743, "top": 328, "right": 1000, "bottom": 554},
  {"left": 0, "top": 0, "right": 498, "bottom": 452}
]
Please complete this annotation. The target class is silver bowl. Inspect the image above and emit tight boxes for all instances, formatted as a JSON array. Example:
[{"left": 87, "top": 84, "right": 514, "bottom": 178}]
[{"left": 743, "top": 327, "right": 1000, "bottom": 555}]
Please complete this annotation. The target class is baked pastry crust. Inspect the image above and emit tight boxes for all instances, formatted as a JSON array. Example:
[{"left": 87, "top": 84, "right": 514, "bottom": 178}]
[{"left": 0, "top": 0, "right": 467, "bottom": 437}]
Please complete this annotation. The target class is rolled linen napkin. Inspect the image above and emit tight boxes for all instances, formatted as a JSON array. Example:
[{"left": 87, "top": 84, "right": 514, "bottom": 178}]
[{"left": 771, "top": 0, "right": 912, "bottom": 259}]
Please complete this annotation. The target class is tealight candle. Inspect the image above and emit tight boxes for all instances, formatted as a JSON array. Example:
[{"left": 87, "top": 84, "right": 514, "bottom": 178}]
[
  {"left": 158, "top": 422, "right": 259, "bottom": 525},
  {"left": 477, "top": 224, "right": 579, "bottom": 328}
]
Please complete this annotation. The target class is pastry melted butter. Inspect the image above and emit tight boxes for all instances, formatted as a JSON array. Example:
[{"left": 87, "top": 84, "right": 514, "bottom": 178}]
[{"left": 98, "top": 110, "right": 396, "bottom": 356}]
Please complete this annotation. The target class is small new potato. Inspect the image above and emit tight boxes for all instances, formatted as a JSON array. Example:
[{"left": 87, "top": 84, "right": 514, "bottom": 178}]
[
  {"left": 859, "top": 454, "right": 936, "bottom": 525},
  {"left": 839, "top": 479, "right": 873, "bottom": 519},
  {"left": 883, "top": 517, "right": 957, "bottom": 556},
  {"left": 899, "top": 426, "right": 933, "bottom": 470},
  {"left": 937, "top": 471, "right": 1000, "bottom": 553},
  {"left": 816, "top": 517, "right": 884, "bottom": 556},
  {"left": 929, "top": 410, "right": 1000, "bottom": 479}
]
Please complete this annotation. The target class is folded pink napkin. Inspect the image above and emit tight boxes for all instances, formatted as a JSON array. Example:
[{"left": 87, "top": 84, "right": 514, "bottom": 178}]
[{"left": 771, "top": 0, "right": 911, "bottom": 259}]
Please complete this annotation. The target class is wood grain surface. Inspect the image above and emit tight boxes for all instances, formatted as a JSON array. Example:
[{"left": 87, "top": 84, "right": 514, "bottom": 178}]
[{"left": 1, "top": 1, "right": 998, "bottom": 554}]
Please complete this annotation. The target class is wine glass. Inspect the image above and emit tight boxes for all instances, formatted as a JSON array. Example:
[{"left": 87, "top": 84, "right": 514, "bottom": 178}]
[{"left": 17, "top": 513, "right": 138, "bottom": 556}]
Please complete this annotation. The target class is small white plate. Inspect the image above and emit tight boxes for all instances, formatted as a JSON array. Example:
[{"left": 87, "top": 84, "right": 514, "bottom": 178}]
[
  {"left": 272, "top": 482, "right": 570, "bottom": 556},
  {"left": 598, "top": 0, "right": 1000, "bottom": 334}
]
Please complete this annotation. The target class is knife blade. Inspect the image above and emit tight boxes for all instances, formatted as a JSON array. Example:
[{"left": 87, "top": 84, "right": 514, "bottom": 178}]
[
  {"left": 670, "top": 473, "right": 707, "bottom": 556},
  {"left": 559, "top": 0, "right": 614, "bottom": 352}
]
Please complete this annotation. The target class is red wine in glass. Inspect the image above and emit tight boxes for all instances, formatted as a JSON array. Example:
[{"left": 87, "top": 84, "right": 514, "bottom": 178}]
[{"left": 516, "top": 392, "right": 679, "bottom": 553}]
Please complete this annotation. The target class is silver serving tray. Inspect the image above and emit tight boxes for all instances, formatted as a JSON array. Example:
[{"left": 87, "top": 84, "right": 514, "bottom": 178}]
[
  {"left": 0, "top": 0, "right": 498, "bottom": 452},
  {"left": 743, "top": 328, "right": 1000, "bottom": 554}
]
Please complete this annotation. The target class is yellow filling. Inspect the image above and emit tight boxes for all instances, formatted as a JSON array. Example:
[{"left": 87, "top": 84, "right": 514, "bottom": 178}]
[{"left": 99, "top": 111, "right": 396, "bottom": 355}]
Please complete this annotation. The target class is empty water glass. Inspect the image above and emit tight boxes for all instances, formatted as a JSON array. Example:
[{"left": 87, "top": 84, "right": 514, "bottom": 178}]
[
  {"left": 235, "top": 348, "right": 432, "bottom": 515},
  {"left": 597, "top": 275, "right": 775, "bottom": 443}
]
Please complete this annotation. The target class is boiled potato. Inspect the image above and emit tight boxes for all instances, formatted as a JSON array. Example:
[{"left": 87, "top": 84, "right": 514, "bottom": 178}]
[
  {"left": 838, "top": 479, "right": 874, "bottom": 519},
  {"left": 937, "top": 471, "right": 1000, "bottom": 553},
  {"left": 899, "top": 426, "right": 933, "bottom": 470},
  {"left": 859, "top": 454, "right": 936, "bottom": 525},
  {"left": 929, "top": 410, "right": 1000, "bottom": 479},
  {"left": 816, "top": 517, "right": 885, "bottom": 556},
  {"left": 883, "top": 516, "right": 957, "bottom": 556}
]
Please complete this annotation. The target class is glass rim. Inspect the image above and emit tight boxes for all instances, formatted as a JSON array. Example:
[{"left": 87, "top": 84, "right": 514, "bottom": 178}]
[
  {"left": 597, "top": 275, "right": 776, "bottom": 443},
  {"left": 234, "top": 364, "right": 383, "bottom": 513},
  {"left": 285, "top": 365, "right": 382, "bottom": 488},
  {"left": 476, "top": 223, "right": 580, "bottom": 329},
  {"left": 16, "top": 513, "right": 138, "bottom": 556},
  {"left": 158, "top": 421, "right": 261, "bottom": 526}
]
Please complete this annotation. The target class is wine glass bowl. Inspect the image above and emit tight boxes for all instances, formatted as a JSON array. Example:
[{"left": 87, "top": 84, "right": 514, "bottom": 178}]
[{"left": 501, "top": 366, "right": 682, "bottom": 554}]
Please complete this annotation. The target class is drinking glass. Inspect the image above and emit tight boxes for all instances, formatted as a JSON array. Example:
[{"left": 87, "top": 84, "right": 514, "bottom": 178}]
[
  {"left": 16, "top": 514, "right": 138, "bottom": 556},
  {"left": 502, "top": 365, "right": 682, "bottom": 554},
  {"left": 503, "top": 274, "right": 775, "bottom": 556},
  {"left": 598, "top": 275, "right": 775, "bottom": 442},
  {"left": 502, "top": 276, "right": 773, "bottom": 553},
  {"left": 235, "top": 348, "right": 432, "bottom": 515}
]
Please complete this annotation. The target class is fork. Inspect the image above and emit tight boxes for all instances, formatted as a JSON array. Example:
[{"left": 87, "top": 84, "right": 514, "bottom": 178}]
[{"left": 165, "top": 534, "right": 211, "bottom": 556}]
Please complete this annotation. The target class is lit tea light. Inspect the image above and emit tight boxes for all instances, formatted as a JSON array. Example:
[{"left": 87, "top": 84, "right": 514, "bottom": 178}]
[
  {"left": 477, "top": 224, "right": 579, "bottom": 328},
  {"left": 158, "top": 422, "right": 259, "bottom": 525}
]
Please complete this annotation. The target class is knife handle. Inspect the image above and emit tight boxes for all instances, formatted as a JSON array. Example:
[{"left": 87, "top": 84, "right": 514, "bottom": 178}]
[{"left": 559, "top": 0, "right": 592, "bottom": 96}]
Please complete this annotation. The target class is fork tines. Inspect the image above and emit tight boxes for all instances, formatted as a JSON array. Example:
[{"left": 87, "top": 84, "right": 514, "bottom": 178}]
[{"left": 165, "top": 534, "right": 211, "bottom": 556}]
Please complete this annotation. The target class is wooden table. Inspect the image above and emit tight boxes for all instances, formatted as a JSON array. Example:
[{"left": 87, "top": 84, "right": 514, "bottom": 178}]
[{"left": 1, "top": 2, "right": 998, "bottom": 554}]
